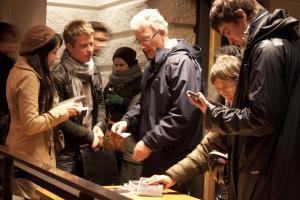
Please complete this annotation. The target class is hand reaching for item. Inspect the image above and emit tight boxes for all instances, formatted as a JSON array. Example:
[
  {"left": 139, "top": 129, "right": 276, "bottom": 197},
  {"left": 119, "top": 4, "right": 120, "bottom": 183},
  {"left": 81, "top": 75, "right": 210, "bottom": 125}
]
[
  {"left": 111, "top": 120, "right": 128, "bottom": 134},
  {"left": 146, "top": 175, "right": 176, "bottom": 190},
  {"left": 64, "top": 102, "right": 82, "bottom": 117}
]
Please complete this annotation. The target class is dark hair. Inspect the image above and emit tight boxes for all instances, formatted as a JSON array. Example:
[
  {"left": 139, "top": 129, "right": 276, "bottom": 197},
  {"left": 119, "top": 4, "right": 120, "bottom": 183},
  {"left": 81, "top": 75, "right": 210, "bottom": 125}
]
[
  {"left": 0, "top": 22, "right": 19, "bottom": 42},
  {"left": 25, "top": 33, "right": 62, "bottom": 113},
  {"left": 209, "top": 0, "right": 263, "bottom": 32},
  {"left": 89, "top": 21, "right": 109, "bottom": 33},
  {"left": 215, "top": 45, "right": 243, "bottom": 61},
  {"left": 113, "top": 46, "right": 138, "bottom": 68}
]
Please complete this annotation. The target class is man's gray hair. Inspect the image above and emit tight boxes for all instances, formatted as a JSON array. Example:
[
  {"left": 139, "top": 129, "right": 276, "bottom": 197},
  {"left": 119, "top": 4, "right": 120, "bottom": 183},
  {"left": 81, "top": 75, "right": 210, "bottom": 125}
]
[{"left": 130, "top": 9, "right": 168, "bottom": 31}]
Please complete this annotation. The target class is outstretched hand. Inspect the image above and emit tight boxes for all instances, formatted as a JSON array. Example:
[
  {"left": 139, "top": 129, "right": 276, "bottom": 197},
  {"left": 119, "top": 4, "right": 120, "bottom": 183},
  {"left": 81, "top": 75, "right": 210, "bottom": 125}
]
[
  {"left": 146, "top": 175, "right": 176, "bottom": 190},
  {"left": 111, "top": 120, "right": 128, "bottom": 134},
  {"left": 65, "top": 102, "right": 82, "bottom": 117}
]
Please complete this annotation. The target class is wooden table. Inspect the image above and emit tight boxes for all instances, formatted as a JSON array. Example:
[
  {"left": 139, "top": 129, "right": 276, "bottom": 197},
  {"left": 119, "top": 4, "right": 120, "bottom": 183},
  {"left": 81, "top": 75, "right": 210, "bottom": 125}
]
[
  {"left": 105, "top": 186, "right": 200, "bottom": 200},
  {"left": 35, "top": 185, "right": 200, "bottom": 200}
]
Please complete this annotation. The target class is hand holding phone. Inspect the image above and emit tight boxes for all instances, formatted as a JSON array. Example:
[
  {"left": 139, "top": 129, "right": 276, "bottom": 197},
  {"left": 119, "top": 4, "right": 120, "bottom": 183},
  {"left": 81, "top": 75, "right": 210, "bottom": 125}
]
[
  {"left": 79, "top": 106, "right": 88, "bottom": 117},
  {"left": 187, "top": 90, "right": 213, "bottom": 113},
  {"left": 186, "top": 90, "right": 199, "bottom": 100}
]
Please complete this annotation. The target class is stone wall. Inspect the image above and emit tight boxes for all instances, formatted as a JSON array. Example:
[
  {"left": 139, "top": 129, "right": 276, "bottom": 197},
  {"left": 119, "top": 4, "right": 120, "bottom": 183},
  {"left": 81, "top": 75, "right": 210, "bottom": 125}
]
[
  {"left": 270, "top": 0, "right": 300, "bottom": 23},
  {"left": 0, "top": 0, "right": 46, "bottom": 39},
  {"left": 46, "top": 0, "right": 196, "bottom": 85}
]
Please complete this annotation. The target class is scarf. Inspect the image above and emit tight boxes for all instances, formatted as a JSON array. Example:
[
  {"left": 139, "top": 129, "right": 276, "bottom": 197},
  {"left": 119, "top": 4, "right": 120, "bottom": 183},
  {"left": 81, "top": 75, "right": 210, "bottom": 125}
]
[
  {"left": 108, "top": 63, "right": 142, "bottom": 87},
  {"left": 61, "top": 50, "right": 94, "bottom": 97}
]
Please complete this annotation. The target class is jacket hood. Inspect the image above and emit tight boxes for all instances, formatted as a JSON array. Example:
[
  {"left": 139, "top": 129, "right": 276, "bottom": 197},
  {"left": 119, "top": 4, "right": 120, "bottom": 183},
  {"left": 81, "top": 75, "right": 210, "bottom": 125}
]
[
  {"left": 154, "top": 40, "right": 201, "bottom": 66},
  {"left": 248, "top": 9, "right": 299, "bottom": 47}
]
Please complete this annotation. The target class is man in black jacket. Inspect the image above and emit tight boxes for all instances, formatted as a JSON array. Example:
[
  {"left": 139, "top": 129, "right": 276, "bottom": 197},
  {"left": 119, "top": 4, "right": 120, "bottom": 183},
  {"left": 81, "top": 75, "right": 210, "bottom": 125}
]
[
  {"left": 208, "top": 2, "right": 300, "bottom": 199},
  {"left": 145, "top": 1, "right": 300, "bottom": 199},
  {"left": 177, "top": 1, "right": 299, "bottom": 200},
  {"left": 112, "top": 9, "right": 204, "bottom": 197},
  {"left": 51, "top": 20, "right": 105, "bottom": 177}
]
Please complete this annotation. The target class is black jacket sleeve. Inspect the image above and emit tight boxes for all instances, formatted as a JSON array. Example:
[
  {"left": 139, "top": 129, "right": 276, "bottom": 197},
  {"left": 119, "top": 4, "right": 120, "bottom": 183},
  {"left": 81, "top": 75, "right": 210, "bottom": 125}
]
[
  {"left": 59, "top": 120, "right": 94, "bottom": 144},
  {"left": 122, "top": 103, "right": 141, "bottom": 133}
]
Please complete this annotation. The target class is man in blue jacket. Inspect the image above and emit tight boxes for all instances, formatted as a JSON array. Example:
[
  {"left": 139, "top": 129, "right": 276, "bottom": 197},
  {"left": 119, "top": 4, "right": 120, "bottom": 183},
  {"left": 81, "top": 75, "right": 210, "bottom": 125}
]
[{"left": 112, "top": 9, "right": 204, "bottom": 197}]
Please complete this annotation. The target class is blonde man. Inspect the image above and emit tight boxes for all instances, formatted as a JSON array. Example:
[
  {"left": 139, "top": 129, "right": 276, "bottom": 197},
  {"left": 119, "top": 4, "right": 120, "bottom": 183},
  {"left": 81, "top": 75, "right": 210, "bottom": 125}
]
[{"left": 51, "top": 20, "right": 106, "bottom": 178}]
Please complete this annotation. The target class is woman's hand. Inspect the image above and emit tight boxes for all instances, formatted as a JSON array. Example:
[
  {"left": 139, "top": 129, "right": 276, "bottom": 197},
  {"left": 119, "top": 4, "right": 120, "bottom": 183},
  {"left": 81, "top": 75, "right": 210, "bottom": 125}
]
[
  {"left": 146, "top": 175, "right": 176, "bottom": 190},
  {"left": 63, "top": 102, "right": 81, "bottom": 117}
]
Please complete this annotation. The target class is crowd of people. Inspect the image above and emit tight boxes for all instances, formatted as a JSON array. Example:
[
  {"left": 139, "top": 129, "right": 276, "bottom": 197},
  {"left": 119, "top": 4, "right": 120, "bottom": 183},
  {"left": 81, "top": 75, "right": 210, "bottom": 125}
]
[{"left": 0, "top": 0, "right": 299, "bottom": 199}]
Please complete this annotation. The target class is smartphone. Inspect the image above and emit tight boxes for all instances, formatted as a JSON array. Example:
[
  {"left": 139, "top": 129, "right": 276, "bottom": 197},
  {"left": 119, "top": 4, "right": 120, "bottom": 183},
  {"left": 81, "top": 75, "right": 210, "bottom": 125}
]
[
  {"left": 80, "top": 106, "right": 88, "bottom": 117},
  {"left": 186, "top": 90, "right": 199, "bottom": 100}
]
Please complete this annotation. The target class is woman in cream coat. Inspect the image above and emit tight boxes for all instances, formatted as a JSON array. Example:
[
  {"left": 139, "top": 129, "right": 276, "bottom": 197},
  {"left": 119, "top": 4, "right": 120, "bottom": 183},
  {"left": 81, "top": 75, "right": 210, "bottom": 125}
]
[{"left": 5, "top": 25, "right": 80, "bottom": 199}]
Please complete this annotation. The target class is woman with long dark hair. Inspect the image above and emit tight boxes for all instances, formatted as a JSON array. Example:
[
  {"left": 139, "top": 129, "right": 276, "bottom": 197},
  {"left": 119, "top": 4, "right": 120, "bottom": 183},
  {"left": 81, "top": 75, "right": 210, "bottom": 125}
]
[{"left": 5, "top": 25, "right": 80, "bottom": 199}]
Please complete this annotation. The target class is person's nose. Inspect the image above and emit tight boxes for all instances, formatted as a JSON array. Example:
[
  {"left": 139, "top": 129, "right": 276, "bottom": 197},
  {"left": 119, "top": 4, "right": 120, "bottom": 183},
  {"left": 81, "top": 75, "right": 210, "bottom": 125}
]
[
  {"left": 88, "top": 44, "right": 93, "bottom": 54},
  {"left": 114, "top": 68, "right": 120, "bottom": 73},
  {"left": 139, "top": 42, "right": 147, "bottom": 50},
  {"left": 226, "top": 37, "right": 234, "bottom": 45},
  {"left": 218, "top": 89, "right": 226, "bottom": 99}
]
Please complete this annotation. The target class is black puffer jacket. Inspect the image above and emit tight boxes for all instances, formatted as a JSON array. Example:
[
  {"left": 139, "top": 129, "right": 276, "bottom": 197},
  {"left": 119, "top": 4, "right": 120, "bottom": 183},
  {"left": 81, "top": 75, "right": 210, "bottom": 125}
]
[
  {"left": 123, "top": 40, "right": 203, "bottom": 175},
  {"left": 205, "top": 9, "right": 300, "bottom": 200}
]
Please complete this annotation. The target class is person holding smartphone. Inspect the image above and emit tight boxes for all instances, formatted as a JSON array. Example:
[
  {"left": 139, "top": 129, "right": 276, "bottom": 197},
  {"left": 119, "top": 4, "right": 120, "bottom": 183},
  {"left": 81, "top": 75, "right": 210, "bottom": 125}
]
[
  {"left": 148, "top": 0, "right": 300, "bottom": 199},
  {"left": 51, "top": 20, "right": 105, "bottom": 178},
  {"left": 150, "top": 48, "right": 242, "bottom": 200},
  {"left": 5, "top": 25, "right": 81, "bottom": 199}
]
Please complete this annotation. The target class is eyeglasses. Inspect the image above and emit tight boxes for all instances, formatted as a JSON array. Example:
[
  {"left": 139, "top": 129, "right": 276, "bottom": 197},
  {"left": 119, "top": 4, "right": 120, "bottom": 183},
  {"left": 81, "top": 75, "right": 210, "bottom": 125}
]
[{"left": 135, "top": 31, "right": 159, "bottom": 44}]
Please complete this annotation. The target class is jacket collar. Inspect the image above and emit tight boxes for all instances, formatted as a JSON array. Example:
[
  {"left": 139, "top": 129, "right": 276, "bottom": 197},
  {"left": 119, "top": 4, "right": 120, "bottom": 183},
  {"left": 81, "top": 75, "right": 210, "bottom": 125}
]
[{"left": 153, "top": 39, "right": 200, "bottom": 66}]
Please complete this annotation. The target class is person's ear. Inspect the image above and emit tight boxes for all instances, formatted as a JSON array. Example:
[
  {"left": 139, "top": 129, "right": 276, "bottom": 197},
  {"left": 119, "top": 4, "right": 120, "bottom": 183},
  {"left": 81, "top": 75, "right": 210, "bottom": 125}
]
[
  {"left": 158, "top": 29, "right": 166, "bottom": 37},
  {"left": 65, "top": 43, "right": 73, "bottom": 51},
  {"left": 234, "top": 9, "right": 247, "bottom": 21}
]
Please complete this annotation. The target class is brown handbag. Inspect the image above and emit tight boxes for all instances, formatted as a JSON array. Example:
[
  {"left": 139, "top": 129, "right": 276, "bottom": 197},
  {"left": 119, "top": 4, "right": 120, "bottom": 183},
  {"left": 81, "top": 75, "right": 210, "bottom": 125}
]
[{"left": 103, "top": 129, "right": 126, "bottom": 152}]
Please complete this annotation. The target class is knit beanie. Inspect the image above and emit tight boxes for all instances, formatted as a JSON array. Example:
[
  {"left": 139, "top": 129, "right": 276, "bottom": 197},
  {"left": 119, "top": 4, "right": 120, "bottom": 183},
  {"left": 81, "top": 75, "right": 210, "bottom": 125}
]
[
  {"left": 112, "top": 47, "right": 138, "bottom": 68},
  {"left": 20, "top": 25, "right": 55, "bottom": 54}
]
